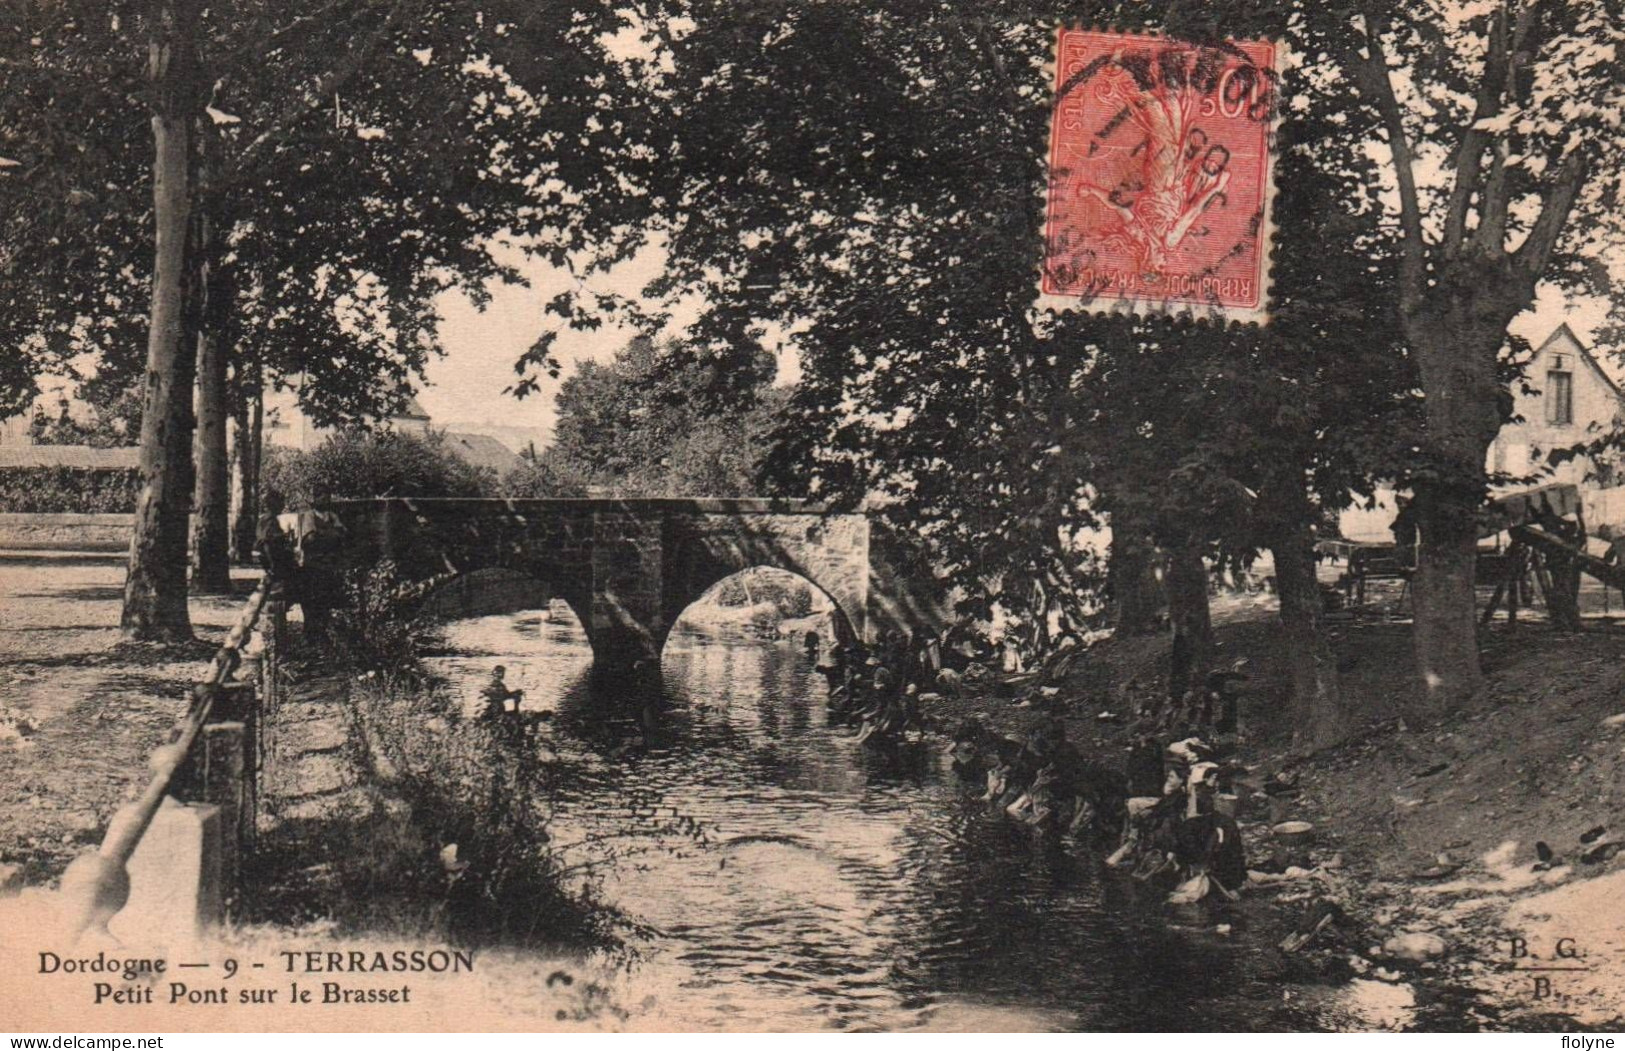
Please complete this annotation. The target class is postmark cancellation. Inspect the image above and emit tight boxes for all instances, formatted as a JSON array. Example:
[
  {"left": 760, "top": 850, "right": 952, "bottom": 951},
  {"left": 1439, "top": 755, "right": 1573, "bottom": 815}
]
[{"left": 1040, "top": 27, "right": 1281, "bottom": 326}]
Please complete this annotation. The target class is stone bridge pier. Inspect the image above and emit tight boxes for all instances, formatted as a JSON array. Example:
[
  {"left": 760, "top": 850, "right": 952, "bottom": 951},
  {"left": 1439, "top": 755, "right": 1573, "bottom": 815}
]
[{"left": 322, "top": 498, "right": 942, "bottom": 680}]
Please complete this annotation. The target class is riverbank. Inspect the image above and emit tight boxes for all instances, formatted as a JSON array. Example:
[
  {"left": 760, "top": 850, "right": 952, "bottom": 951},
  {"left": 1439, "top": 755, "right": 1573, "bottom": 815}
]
[
  {"left": 5, "top": 560, "right": 1621, "bottom": 1028},
  {"left": 0, "top": 561, "right": 647, "bottom": 1033},
  {"left": 925, "top": 602, "right": 1625, "bottom": 1027}
]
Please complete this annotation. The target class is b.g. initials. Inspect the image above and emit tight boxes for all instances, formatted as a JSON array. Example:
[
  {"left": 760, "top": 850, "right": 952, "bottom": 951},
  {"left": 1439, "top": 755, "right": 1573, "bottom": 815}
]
[{"left": 1509, "top": 935, "right": 1590, "bottom": 1002}]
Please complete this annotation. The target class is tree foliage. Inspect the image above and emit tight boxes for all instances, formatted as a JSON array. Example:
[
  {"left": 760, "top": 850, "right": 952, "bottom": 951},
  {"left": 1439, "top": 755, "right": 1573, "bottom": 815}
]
[
  {"left": 4, "top": 0, "right": 1619, "bottom": 715},
  {"left": 1330, "top": 0, "right": 1625, "bottom": 712},
  {"left": 2, "top": 0, "right": 681, "bottom": 634},
  {"left": 507, "top": 0, "right": 1620, "bottom": 730},
  {"left": 0, "top": 466, "right": 140, "bottom": 514},
  {"left": 1, "top": 0, "right": 672, "bottom": 422},
  {"left": 535, "top": 336, "right": 787, "bottom": 497},
  {"left": 501, "top": 455, "right": 590, "bottom": 499},
  {"left": 262, "top": 429, "right": 495, "bottom": 508},
  {"left": 582, "top": 4, "right": 1419, "bottom": 621}
]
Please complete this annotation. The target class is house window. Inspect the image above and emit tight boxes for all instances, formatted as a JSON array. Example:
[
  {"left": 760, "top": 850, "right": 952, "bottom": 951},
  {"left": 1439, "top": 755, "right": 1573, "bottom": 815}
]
[{"left": 1546, "top": 370, "right": 1573, "bottom": 426}]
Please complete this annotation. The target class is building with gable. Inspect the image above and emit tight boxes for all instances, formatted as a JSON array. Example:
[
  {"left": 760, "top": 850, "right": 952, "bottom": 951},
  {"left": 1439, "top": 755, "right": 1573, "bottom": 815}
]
[
  {"left": 1488, "top": 323, "right": 1625, "bottom": 489},
  {"left": 1339, "top": 323, "right": 1625, "bottom": 543}
]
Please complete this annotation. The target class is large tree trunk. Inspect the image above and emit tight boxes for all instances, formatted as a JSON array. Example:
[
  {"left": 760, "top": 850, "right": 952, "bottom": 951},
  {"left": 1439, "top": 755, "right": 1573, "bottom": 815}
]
[
  {"left": 1164, "top": 541, "right": 1212, "bottom": 704},
  {"left": 229, "top": 355, "right": 262, "bottom": 564},
  {"left": 122, "top": 0, "right": 202, "bottom": 641},
  {"left": 1548, "top": 549, "right": 1583, "bottom": 632},
  {"left": 1109, "top": 509, "right": 1164, "bottom": 635},
  {"left": 1410, "top": 484, "right": 1485, "bottom": 713},
  {"left": 1271, "top": 524, "right": 1346, "bottom": 749},
  {"left": 189, "top": 241, "right": 232, "bottom": 594},
  {"left": 1405, "top": 301, "right": 1512, "bottom": 719}
]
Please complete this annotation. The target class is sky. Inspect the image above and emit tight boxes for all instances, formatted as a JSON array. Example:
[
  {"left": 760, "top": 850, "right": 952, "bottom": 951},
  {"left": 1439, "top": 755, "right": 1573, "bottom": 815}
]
[
  {"left": 416, "top": 245, "right": 665, "bottom": 442},
  {"left": 418, "top": 242, "right": 802, "bottom": 446},
  {"left": 28, "top": 238, "right": 1609, "bottom": 449},
  {"left": 1512, "top": 286, "right": 1614, "bottom": 357}
]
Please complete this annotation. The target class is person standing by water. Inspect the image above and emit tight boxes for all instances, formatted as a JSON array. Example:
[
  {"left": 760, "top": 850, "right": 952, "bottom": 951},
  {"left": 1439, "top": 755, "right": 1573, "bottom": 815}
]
[
  {"left": 256, "top": 490, "right": 298, "bottom": 598},
  {"left": 481, "top": 665, "right": 525, "bottom": 720},
  {"left": 294, "top": 492, "right": 349, "bottom": 643}
]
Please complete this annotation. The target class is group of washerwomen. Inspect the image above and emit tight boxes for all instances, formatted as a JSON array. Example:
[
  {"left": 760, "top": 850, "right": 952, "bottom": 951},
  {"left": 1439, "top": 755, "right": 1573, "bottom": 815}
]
[
  {"left": 811, "top": 626, "right": 1252, "bottom": 904},
  {"left": 951, "top": 716, "right": 1248, "bottom": 904},
  {"left": 948, "top": 667, "right": 1252, "bottom": 905},
  {"left": 809, "top": 629, "right": 936, "bottom": 745}
]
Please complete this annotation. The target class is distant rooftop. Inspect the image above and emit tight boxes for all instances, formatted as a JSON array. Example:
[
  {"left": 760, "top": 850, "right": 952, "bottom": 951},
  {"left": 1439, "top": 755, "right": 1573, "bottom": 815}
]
[
  {"left": 443, "top": 431, "right": 522, "bottom": 475},
  {"left": 397, "top": 395, "right": 431, "bottom": 421}
]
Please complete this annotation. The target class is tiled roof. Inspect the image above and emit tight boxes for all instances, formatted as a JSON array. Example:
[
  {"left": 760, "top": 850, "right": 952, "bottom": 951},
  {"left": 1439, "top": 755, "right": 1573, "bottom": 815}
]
[
  {"left": 397, "top": 395, "right": 431, "bottom": 420},
  {"left": 443, "top": 432, "right": 522, "bottom": 474}
]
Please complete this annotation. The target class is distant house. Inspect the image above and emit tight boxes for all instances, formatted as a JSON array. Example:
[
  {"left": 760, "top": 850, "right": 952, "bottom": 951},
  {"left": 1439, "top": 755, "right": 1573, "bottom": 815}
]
[
  {"left": 1341, "top": 323, "right": 1625, "bottom": 543},
  {"left": 389, "top": 393, "right": 433, "bottom": 435},
  {"left": 260, "top": 380, "right": 523, "bottom": 478},
  {"left": 442, "top": 431, "right": 522, "bottom": 476},
  {"left": 0, "top": 393, "right": 85, "bottom": 447},
  {"left": 1488, "top": 324, "right": 1625, "bottom": 489}
]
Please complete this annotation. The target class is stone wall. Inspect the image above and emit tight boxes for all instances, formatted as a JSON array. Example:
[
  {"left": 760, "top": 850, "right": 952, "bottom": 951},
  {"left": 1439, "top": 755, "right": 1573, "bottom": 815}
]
[
  {"left": 661, "top": 511, "right": 870, "bottom": 644},
  {"left": 590, "top": 512, "right": 667, "bottom": 668},
  {"left": 420, "top": 567, "right": 556, "bottom": 620}
]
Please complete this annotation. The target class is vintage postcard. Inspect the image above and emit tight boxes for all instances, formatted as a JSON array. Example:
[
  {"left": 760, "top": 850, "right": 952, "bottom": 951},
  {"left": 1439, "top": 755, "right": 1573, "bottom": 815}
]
[{"left": 1, "top": 0, "right": 1623, "bottom": 1038}]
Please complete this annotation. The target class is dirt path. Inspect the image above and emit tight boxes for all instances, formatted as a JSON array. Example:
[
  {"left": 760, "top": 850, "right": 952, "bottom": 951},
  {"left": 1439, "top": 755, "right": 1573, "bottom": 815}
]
[{"left": 0, "top": 558, "right": 261, "bottom": 884}]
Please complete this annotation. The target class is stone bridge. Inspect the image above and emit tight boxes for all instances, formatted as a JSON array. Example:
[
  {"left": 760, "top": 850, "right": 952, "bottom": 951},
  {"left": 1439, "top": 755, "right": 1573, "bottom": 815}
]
[{"left": 319, "top": 497, "right": 946, "bottom": 677}]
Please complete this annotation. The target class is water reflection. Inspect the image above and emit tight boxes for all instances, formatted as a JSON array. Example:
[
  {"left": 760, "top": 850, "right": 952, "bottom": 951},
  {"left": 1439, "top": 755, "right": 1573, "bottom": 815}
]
[{"left": 425, "top": 612, "right": 1366, "bottom": 1032}]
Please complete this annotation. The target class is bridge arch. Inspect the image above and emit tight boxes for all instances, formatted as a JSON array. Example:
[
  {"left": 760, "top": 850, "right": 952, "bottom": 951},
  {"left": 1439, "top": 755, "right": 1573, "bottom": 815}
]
[
  {"left": 658, "top": 509, "right": 868, "bottom": 646},
  {"left": 660, "top": 564, "right": 860, "bottom": 657},
  {"left": 417, "top": 567, "right": 574, "bottom": 622}
]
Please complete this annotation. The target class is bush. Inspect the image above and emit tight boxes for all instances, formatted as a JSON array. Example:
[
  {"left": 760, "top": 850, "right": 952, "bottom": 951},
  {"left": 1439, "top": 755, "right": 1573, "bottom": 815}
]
[
  {"left": 711, "top": 567, "right": 818, "bottom": 616},
  {"left": 501, "top": 454, "right": 590, "bottom": 498},
  {"left": 324, "top": 560, "right": 445, "bottom": 676},
  {"left": 263, "top": 429, "right": 497, "bottom": 507},
  {"left": 0, "top": 466, "right": 141, "bottom": 513},
  {"left": 343, "top": 668, "right": 619, "bottom": 948}
]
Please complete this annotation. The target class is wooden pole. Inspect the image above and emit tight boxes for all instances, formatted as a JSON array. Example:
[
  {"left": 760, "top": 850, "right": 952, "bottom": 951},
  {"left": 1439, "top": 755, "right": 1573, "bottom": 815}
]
[{"left": 1509, "top": 545, "right": 1525, "bottom": 628}]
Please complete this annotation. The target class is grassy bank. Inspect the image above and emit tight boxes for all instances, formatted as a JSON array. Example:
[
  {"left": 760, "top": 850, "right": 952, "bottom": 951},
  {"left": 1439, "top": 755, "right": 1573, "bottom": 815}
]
[{"left": 245, "top": 573, "right": 624, "bottom": 958}]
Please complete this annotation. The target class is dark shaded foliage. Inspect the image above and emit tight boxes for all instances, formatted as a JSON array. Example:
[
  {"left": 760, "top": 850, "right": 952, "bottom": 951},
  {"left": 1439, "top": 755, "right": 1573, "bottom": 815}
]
[
  {"left": 262, "top": 429, "right": 495, "bottom": 508},
  {"left": 0, "top": 466, "right": 141, "bottom": 513}
]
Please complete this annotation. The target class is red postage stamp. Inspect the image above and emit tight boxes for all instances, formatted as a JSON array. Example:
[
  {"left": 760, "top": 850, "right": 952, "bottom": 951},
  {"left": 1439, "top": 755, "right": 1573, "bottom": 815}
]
[{"left": 1040, "top": 28, "right": 1280, "bottom": 324}]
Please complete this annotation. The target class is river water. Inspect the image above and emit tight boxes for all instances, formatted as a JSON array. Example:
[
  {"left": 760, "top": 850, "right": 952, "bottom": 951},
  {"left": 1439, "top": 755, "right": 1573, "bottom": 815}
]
[{"left": 425, "top": 610, "right": 1418, "bottom": 1032}]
